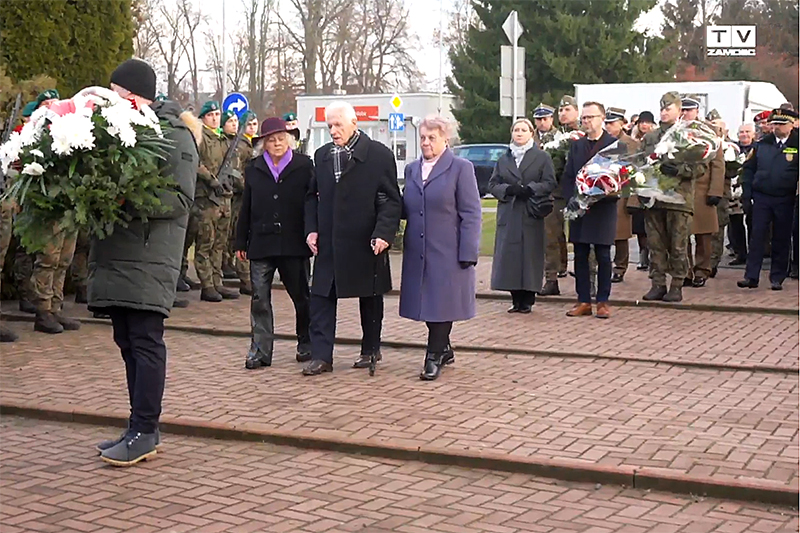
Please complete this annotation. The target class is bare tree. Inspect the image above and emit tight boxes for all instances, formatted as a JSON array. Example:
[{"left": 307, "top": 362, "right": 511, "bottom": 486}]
[
  {"left": 243, "top": 0, "right": 277, "bottom": 115},
  {"left": 132, "top": 0, "right": 160, "bottom": 63},
  {"left": 176, "top": 0, "right": 204, "bottom": 106},
  {"left": 278, "top": 0, "right": 349, "bottom": 94},
  {"left": 150, "top": 4, "right": 189, "bottom": 99},
  {"left": 205, "top": 29, "right": 250, "bottom": 97}
]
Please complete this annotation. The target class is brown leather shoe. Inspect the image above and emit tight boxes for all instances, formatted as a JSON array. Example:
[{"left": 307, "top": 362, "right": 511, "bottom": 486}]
[
  {"left": 566, "top": 303, "right": 593, "bottom": 317},
  {"left": 596, "top": 302, "right": 611, "bottom": 319}
]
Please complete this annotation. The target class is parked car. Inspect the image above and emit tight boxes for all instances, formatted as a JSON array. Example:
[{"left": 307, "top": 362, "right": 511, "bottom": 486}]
[{"left": 450, "top": 144, "right": 508, "bottom": 196}]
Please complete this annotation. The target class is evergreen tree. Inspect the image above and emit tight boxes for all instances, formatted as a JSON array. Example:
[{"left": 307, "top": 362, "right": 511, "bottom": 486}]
[
  {"left": 0, "top": 0, "right": 134, "bottom": 98},
  {"left": 448, "top": 0, "right": 675, "bottom": 143}
]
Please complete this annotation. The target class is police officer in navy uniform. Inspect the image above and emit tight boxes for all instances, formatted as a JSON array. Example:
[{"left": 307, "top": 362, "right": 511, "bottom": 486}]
[{"left": 738, "top": 108, "right": 799, "bottom": 291}]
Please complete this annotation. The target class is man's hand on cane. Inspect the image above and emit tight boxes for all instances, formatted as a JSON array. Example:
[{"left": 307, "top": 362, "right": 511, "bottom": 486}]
[
  {"left": 307, "top": 232, "right": 319, "bottom": 255},
  {"left": 371, "top": 238, "right": 389, "bottom": 255}
]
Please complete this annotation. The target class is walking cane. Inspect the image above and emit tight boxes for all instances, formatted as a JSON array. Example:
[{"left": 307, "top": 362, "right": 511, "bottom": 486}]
[{"left": 368, "top": 242, "right": 387, "bottom": 377}]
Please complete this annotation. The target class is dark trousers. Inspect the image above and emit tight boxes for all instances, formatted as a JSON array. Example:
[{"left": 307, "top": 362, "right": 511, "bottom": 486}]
[
  {"left": 728, "top": 213, "right": 748, "bottom": 260},
  {"left": 109, "top": 308, "right": 166, "bottom": 434},
  {"left": 426, "top": 321, "right": 452, "bottom": 353},
  {"left": 574, "top": 243, "right": 612, "bottom": 303},
  {"left": 745, "top": 193, "right": 794, "bottom": 284},
  {"left": 791, "top": 198, "right": 799, "bottom": 273},
  {"left": 249, "top": 256, "right": 310, "bottom": 362},
  {"left": 309, "top": 283, "right": 383, "bottom": 365},
  {"left": 510, "top": 290, "right": 536, "bottom": 308}
]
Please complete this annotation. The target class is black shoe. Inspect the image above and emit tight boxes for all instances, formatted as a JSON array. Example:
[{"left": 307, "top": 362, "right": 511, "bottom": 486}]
[
  {"left": 771, "top": 281, "right": 783, "bottom": 291},
  {"left": 353, "top": 352, "right": 382, "bottom": 369},
  {"left": 611, "top": 273, "right": 624, "bottom": 283},
  {"left": 96, "top": 429, "right": 160, "bottom": 454},
  {"left": 19, "top": 300, "right": 36, "bottom": 314},
  {"left": 737, "top": 278, "right": 758, "bottom": 289},
  {"left": 0, "top": 323, "right": 18, "bottom": 342},
  {"left": 557, "top": 270, "right": 568, "bottom": 278},
  {"left": 663, "top": 284, "right": 683, "bottom": 303},
  {"left": 790, "top": 266, "right": 799, "bottom": 280},
  {"left": 420, "top": 351, "right": 445, "bottom": 381},
  {"left": 709, "top": 267, "right": 718, "bottom": 279},
  {"left": 302, "top": 359, "right": 332, "bottom": 376},
  {"left": 74, "top": 286, "right": 88, "bottom": 304},
  {"left": 185, "top": 277, "right": 201, "bottom": 290},
  {"left": 54, "top": 314, "right": 81, "bottom": 331},
  {"left": 34, "top": 312, "right": 63, "bottom": 334},
  {"left": 296, "top": 346, "right": 312, "bottom": 363},
  {"left": 216, "top": 286, "right": 240, "bottom": 300},
  {"left": 245, "top": 354, "right": 271, "bottom": 369},
  {"left": 172, "top": 298, "right": 190, "bottom": 308},
  {"left": 100, "top": 431, "right": 157, "bottom": 467},
  {"left": 442, "top": 345, "right": 455, "bottom": 366},
  {"left": 223, "top": 267, "right": 238, "bottom": 280},
  {"left": 642, "top": 285, "right": 667, "bottom": 301},
  {"left": 682, "top": 277, "right": 693, "bottom": 287},
  {"left": 93, "top": 311, "right": 111, "bottom": 319},
  {"left": 691, "top": 277, "right": 706, "bottom": 288},
  {"left": 636, "top": 261, "right": 650, "bottom": 271},
  {"left": 507, "top": 305, "right": 520, "bottom": 313},
  {"left": 729, "top": 257, "right": 747, "bottom": 266},
  {"left": 176, "top": 278, "right": 191, "bottom": 292},
  {"left": 200, "top": 288, "right": 223, "bottom": 302},
  {"left": 539, "top": 280, "right": 560, "bottom": 296},
  {"left": 240, "top": 282, "right": 253, "bottom": 296},
  {"left": 517, "top": 305, "right": 532, "bottom": 314}
]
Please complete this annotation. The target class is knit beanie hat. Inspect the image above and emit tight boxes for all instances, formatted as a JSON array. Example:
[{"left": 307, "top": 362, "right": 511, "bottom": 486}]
[{"left": 110, "top": 59, "right": 157, "bottom": 101}]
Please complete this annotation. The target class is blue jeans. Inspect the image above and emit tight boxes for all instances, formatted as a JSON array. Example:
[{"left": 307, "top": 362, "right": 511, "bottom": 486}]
[{"left": 574, "top": 243, "right": 612, "bottom": 303}]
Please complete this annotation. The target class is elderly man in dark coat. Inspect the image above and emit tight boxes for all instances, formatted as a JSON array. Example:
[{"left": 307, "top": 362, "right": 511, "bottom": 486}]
[
  {"left": 489, "top": 118, "right": 556, "bottom": 313},
  {"left": 304, "top": 101, "right": 402, "bottom": 376},
  {"left": 562, "top": 101, "right": 617, "bottom": 319},
  {"left": 89, "top": 59, "right": 199, "bottom": 466},
  {"left": 399, "top": 116, "right": 482, "bottom": 381}
]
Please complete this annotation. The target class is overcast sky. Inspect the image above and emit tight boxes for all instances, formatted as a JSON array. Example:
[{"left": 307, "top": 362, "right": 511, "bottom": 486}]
[{"left": 191, "top": 0, "right": 664, "bottom": 93}]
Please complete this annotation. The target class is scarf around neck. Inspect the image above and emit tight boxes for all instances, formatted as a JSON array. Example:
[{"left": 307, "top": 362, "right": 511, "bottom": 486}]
[
  {"left": 509, "top": 139, "right": 534, "bottom": 167},
  {"left": 331, "top": 130, "right": 361, "bottom": 182}
]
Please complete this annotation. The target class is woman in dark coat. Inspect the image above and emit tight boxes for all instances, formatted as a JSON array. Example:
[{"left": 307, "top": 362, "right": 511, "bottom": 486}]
[
  {"left": 489, "top": 118, "right": 557, "bottom": 313},
  {"left": 399, "top": 116, "right": 482, "bottom": 381}
]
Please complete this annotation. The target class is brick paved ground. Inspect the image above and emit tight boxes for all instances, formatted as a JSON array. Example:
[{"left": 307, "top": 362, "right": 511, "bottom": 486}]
[
  {"left": 6, "top": 286, "right": 796, "bottom": 370},
  {"left": 1, "top": 417, "right": 797, "bottom": 533},
  {"left": 2, "top": 324, "right": 797, "bottom": 489}
]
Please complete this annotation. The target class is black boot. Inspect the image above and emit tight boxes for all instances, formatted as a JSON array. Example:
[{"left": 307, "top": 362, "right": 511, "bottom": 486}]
[
  {"left": 34, "top": 311, "right": 64, "bottom": 334},
  {"left": 245, "top": 352, "right": 271, "bottom": 369},
  {"left": 507, "top": 292, "right": 520, "bottom": 313},
  {"left": 223, "top": 266, "right": 237, "bottom": 280},
  {"left": 176, "top": 278, "right": 191, "bottom": 292},
  {"left": 539, "top": 280, "right": 560, "bottom": 296},
  {"left": 19, "top": 300, "right": 36, "bottom": 314},
  {"left": 0, "top": 322, "right": 18, "bottom": 342},
  {"left": 74, "top": 285, "right": 88, "bottom": 304},
  {"left": 518, "top": 292, "right": 534, "bottom": 314},
  {"left": 172, "top": 298, "right": 190, "bottom": 308},
  {"left": 54, "top": 313, "right": 81, "bottom": 331},
  {"left": 642, "top": 284, "right": 667, "bottom": 301},
  {"left": 420, "top": 351, "right": 445, "bottom": 381},
  {"left": 200, "top": 288, "right": 223, "bottom": 302},
  {"left": 663, "top": 283, "right": 683, "bottom": 303},
  {"left": 216, "top": 286, "right": 240, "bottom": 300}
]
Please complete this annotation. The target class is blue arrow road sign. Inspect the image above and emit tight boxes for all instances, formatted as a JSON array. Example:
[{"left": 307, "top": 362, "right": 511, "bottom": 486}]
[
  {"left": 222, "top": 92, "right": 249, "bottom": 118},
  {"left": 389, "top": 112, "right": 405, "bottom": 132}
]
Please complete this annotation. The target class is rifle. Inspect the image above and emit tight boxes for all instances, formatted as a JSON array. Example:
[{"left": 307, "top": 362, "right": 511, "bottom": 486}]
[
  {"left": 298, "top": 114, "right": 313, "bottom": 155},
  {"left": 1, "top": 93, "right": 23, "bottom": 194},
  {"left": 215, "top": 119, "right": 246, "bottom": 197}
]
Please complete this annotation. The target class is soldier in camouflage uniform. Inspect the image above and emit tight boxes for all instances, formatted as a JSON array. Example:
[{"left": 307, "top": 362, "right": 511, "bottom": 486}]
[
  {"left": 1, "top": 196, "right": 17, "bottom": 342},
  {"left": 193, "top": 101, "right": 240, "bottom": 302},
  {"left": 706, "top": 109, "right": 732, "bottom": 276},
  {"left": 221, "top": 110, "right": 253, "bottom": 295},
  {"left": 30, "top": 224, "right": 82, "bottom": 334},
  {"left": 641, "top": 92, "right": 705, "bottom": 303},
  {"left": 541, "top": 96, "right": 580, "bottom": 296},
  {"left": 70, "top": 228, "right": 90, "bottom": 303}
]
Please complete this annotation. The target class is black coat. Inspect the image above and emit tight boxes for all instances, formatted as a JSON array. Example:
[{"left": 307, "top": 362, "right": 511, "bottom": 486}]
[
  {"left": 88, "top": 101, "right": 197, "bottom": 317},
  {"left": 742, "top": 129, "right": 799, "bottom": 199},
  {"left": 236, "top": 152, "right": 314, "bottom": 260},
  {"left": 305, "top": 133, "right": 402, "bottom": 298},
  {"left": 562, "top": 131, "right": 618, "bottom": 246}
]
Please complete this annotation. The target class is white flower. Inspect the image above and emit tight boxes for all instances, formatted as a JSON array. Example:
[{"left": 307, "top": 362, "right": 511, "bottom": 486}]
[
  {"left": 21, "top": 162, "right": 45, "bottom": 176},
  {"left": 723, "top": 142, "right": 741, "bottom": 162},
  {"left": 633, "top": 172, "right": 646, "bottom": 186},
  {"left": 30, "top": 149, "right": 44, "bottom": 159},
  {"left": 49, "top": 112, "right": 96, "bottom": 156},
  {"left": 0, "top": 131, "right": 22, "bottom": 174}
]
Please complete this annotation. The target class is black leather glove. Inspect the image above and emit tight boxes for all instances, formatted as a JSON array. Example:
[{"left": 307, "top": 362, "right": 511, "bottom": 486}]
[
  {"left": 506, "top": 183, "right": 524, "bottom": 197},
  {"left": 210, "top": 180, "right": 226, "bottom": 197},
  {"left": 459, "top": 261, "right": 477, "bottom": 269},
  {"left": 519, "top": 186, "right": 533, "bottom": 199},
  {"left": 566, "top": 197, "right": 581, "bottom": 212},
  {"left": 660, "top": 162, "right": 679, "bottom": 177},
  {"left": 706, "top": 195, "right": 721, "bottom": 206}
]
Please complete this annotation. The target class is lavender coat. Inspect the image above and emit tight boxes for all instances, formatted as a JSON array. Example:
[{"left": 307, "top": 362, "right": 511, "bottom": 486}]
[{"left": 399, "top": 149, "right": 482, "bottom": 322}]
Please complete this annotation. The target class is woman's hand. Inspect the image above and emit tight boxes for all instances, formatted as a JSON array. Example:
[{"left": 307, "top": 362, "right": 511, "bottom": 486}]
[{"left": 236, "top": 250, "right": 247, "bottom": 262}]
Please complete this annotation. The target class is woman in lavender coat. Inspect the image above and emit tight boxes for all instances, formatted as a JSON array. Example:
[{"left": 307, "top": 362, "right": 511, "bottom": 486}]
[{"left": 399, "top": 115, "right": 482, "bottom": 381}]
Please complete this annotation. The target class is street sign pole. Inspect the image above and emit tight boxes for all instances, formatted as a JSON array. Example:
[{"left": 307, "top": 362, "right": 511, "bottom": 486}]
[
  {"left": 500, "top": 11, "right": 525, "bottom": 119},
  {"left": 511, "top": 11, "right": 518, "bottom": 120}
]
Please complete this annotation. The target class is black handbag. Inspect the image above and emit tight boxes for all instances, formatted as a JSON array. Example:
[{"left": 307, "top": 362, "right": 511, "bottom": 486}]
[{"left": 526, "top": 194, "right": 554, "bottom": 219}]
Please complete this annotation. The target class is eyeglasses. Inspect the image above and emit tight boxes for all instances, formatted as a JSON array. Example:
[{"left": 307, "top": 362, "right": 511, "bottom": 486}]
[{"left": 580, "top": 115, "right": 602, "bottom": 121}]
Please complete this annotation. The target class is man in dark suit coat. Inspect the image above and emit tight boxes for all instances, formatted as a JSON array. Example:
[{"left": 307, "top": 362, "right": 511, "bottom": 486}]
[
  {"left": 562, "top": 101, "right": 618, "bottom": 319},
  {"left": 303, "top": 101, "right": 402, "bottom": 376}
]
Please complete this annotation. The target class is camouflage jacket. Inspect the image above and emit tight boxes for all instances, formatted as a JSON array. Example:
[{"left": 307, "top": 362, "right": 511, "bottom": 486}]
[
  {"left": 641, "top": 122, "right": 705, "bottom": 214},
  {"left": 196, "top": 126, "right": 230, "bottom": 202},
  {"left": 223, "top": 133, "right": 253, "bottom": 194}
]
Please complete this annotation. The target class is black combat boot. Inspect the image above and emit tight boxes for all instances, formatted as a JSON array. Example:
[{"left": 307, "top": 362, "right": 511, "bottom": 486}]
[
  {"left": 663, "top": 283, "right": 683, "bottom": 303},
  {"left": 642, "top": 284, "right": 667, "bottom": 301},
  {"left": 176, "top": 277, "right": 191, "bottom": 292},
  {"left": 34, "top": 311, "right": 64, "bottom": 334},
  {"left": 200, "top": 287, "right": 223, "bottom": 302},
  {"left": 0, "top": 322, "right": 18, "bottom": 342},
  {"left": 74, "top": 285, "right": 88, "bottom": 304},
  {"left": 54, "top": 313, "right": 81, "bottom": 331},
  {"left": 539, "top": 280, "right": 560, "bottom": 296},
  {"left": 19, "top": 300, "right": 36, "bottom": 314},
  {"left": 216, "top": 286, "right": 240, "bottom": 300}
]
